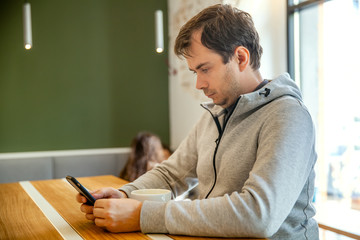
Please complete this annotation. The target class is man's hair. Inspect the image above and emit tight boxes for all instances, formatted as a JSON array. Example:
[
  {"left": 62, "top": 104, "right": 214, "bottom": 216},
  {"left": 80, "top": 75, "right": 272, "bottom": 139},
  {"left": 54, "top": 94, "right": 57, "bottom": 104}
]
[{"left": 174, "top": 4, "right": 263, "bottom": 70}]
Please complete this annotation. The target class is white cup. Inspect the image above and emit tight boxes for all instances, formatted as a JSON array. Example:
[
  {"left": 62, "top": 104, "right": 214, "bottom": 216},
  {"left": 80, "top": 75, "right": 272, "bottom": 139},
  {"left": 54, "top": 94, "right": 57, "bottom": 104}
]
[{"left": 130, "top": 189, "right": 171, "bottom": 202}]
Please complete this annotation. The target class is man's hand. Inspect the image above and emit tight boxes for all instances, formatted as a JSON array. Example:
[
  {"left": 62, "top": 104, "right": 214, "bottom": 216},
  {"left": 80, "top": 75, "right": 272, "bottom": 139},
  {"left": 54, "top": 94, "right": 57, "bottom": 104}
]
[
  {"left": 93, "top": 198, "right": 142, "bottom": 232},
  {"left": 76, "top": 187, "right": 141, "bottom": 232}
]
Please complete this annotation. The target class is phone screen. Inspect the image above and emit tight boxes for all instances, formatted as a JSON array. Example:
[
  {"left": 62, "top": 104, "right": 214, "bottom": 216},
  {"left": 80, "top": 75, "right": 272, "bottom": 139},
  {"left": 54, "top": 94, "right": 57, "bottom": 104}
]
[{"left": 66, "top": 175, "right": 96, "bottom": 205}]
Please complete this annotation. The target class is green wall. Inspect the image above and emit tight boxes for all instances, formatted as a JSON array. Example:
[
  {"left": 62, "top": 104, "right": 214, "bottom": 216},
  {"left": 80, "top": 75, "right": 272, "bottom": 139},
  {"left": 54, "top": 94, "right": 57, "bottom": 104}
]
[{"left": 0, "top": 0, "right": 169, "bottom": 153}]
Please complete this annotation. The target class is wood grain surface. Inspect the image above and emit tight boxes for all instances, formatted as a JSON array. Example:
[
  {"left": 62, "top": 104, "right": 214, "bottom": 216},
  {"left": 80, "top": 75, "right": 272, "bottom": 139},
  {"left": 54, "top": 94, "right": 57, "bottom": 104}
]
[{"left": 0, "top": 182, "right": 63, "bottom": 240}]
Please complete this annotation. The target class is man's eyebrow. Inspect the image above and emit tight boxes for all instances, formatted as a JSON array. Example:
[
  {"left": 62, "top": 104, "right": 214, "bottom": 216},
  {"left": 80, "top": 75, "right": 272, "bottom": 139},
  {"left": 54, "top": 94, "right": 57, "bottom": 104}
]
[{"left": 189, "top": 62, "right": 210, "bottom": 71}]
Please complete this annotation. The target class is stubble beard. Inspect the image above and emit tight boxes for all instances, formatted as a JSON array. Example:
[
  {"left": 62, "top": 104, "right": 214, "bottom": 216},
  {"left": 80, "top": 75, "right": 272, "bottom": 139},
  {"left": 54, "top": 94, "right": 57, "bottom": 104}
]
[{"left": 216, "top": 65, "right": 241, "bottom": 108}]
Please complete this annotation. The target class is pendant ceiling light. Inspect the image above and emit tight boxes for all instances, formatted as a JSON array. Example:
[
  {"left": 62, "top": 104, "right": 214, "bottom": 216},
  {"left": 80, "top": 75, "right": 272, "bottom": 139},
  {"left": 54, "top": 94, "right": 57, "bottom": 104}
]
[
  {"left": 23, "top": 2, "right": 33, "bottom": 50},
  {"left": 155, "top": 10, "right": 164, "bottom": 53}
]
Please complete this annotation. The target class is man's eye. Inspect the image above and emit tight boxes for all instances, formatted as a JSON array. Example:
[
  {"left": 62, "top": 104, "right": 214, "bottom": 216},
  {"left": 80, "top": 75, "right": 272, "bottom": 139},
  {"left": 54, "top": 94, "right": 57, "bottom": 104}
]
[{"left": 201, "top": 69, "right": 208, "bottom": 73}]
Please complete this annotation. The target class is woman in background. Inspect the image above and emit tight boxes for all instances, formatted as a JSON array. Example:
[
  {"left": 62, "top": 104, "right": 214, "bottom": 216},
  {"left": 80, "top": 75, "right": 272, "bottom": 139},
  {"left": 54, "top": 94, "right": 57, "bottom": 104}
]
[
  {"left": 162, "top": 143, "right": 173, "bottom": 160},
  {"left": 120, "top": 132, "right": 170, "bottom": 182}
]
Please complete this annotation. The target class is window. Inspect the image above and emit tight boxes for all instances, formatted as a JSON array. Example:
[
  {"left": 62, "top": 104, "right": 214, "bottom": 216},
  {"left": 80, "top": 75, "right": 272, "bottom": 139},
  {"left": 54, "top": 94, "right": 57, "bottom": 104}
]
[{"left": 287, "top": 0, "right": 360, "bottom": 238}]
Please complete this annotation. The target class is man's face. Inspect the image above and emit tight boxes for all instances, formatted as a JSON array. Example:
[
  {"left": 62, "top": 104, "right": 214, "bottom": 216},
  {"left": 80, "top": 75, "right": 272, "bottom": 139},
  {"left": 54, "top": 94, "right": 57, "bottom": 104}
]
[{"left": 185, "top": 31, "right": 243, "bottom": 109}]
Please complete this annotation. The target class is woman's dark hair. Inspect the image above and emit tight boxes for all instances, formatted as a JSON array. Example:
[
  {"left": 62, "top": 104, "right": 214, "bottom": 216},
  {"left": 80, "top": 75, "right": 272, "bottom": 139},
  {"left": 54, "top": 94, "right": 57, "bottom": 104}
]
[
  {"left": 174, "top": 4, "right": 263, "bottom": 70},
  {"left": 120, "top": 132, "right": 164, "bottom": 182}
]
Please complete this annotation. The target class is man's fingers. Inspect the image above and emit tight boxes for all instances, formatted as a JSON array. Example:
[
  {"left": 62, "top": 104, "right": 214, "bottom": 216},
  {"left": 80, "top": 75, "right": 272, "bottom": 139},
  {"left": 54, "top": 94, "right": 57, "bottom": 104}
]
[
  {"left": 76, "top": 193, "right": 87, "bottom": 203},
  {"left": 94, "top": 217, "right": 106, "bottom": 227},
  {"left": 94, "top": 198, "right": 110, "bottom": 209},
  {"left": 80, "top": 203, "right": 94, "bottom": 214},
  {"left": 93, "top": 207, "right": 106, "bottom": 219},
  {"left": 85, "top": 213, "right": 95, "bottom": 221}
]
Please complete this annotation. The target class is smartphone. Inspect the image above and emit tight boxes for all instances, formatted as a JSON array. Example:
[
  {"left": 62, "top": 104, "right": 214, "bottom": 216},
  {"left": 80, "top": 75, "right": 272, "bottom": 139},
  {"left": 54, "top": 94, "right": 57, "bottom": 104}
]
[{"left": 66, "top": 175, "right": 96, "bottom": 206}]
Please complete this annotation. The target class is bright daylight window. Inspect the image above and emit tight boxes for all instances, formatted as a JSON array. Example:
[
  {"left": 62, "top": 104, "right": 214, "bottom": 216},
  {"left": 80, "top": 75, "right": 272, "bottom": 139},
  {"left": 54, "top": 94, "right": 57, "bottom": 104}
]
[{"left": 287, "top": 0, "right": 360, "bottom": 239}]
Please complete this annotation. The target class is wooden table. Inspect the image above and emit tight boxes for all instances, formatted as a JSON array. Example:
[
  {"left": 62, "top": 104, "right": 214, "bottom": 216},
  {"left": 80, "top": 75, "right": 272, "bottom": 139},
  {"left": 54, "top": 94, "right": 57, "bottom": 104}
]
[{"left": 0, "top": 175, "right": 266, "bottom": 240}]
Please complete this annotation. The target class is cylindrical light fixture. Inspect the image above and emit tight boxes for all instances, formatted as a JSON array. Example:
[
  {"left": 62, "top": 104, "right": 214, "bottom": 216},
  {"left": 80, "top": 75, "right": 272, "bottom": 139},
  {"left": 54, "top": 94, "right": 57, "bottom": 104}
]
[
  {"left": 155, "top": 10, "right": 164, "bottom": 53},
  {"left": 23, "top": 2, "right": 33, "bottom": 50}
]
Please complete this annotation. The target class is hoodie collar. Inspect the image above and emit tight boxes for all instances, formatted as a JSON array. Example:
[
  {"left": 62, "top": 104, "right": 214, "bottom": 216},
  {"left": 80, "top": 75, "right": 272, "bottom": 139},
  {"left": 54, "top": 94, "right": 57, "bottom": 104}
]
[{"left": 201, "top": 73, "right": 302, "bottom": 117}]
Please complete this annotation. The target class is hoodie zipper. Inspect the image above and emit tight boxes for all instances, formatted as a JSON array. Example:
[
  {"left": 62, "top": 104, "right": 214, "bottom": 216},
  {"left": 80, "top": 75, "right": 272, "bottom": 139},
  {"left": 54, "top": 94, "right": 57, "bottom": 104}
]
[
  {"left": 201, "top": 102, "right": 237, "bottom": 199},
  {"left": 205, "top": 114, "right": 222, "bottom": 199}
]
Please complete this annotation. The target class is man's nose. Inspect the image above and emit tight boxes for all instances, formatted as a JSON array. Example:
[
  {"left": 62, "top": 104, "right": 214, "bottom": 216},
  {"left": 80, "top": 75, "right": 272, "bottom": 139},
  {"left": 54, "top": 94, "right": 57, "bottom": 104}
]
[{"left": 196, "top": 75, "right": 208, "bottom": 90}]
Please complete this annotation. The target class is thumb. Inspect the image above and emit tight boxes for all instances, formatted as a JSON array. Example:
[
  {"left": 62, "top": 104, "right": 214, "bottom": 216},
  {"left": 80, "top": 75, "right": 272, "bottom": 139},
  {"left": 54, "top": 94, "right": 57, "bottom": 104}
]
[
  {"left": 90, "top": 189, "right": 107, "bottom": 199},
  {"left": 91, "top": 187, "right": 120, "bottom": 199}
]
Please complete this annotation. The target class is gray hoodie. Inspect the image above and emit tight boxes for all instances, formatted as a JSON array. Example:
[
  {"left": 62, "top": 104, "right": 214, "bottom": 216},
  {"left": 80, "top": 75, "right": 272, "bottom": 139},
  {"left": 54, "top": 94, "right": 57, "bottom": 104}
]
[{"left": 120, "top": 73, "right": 319, "bottom": 239}]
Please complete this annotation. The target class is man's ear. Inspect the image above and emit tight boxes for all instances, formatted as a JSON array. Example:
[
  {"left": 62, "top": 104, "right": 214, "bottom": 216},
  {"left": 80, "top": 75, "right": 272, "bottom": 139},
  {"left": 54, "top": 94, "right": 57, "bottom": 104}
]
[{"left": 234, "top": 46, "right": 250, "bottom": 71}]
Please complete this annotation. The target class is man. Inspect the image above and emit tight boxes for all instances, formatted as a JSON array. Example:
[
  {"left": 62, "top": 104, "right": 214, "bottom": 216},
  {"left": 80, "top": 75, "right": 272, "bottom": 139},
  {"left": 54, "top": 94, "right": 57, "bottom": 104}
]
[{"left": 77, "top": 4, "right": 319, "bottom": 239}]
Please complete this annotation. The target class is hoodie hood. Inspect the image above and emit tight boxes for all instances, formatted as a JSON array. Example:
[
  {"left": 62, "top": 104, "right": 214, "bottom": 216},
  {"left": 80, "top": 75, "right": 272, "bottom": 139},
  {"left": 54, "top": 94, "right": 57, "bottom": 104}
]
[{"left": 201, "top": 73, "right": 302, "bottom": 117}]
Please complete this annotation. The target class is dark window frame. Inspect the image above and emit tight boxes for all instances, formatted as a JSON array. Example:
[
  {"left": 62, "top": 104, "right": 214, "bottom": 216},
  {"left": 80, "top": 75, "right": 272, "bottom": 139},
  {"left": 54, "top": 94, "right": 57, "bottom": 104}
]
[{"left": 286, "top": 0, "right": 332, "bottom": 79}]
